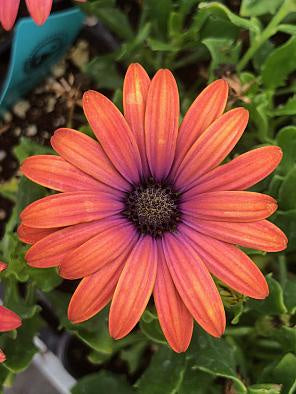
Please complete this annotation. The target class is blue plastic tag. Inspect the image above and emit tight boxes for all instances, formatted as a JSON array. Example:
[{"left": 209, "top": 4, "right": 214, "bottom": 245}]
[{"left": 0, "top": 7, "right": 84, "bottom": 114}]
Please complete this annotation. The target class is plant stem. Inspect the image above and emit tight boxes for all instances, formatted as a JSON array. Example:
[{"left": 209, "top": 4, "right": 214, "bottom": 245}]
[{"left": 237, "top": 0, "right": 292, "bottom": 71}]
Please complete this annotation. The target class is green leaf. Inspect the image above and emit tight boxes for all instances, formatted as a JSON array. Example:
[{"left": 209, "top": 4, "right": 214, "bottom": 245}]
[
  {"left": 139, "top": 314, "right": 167, "bottom": 345},
  {"left": 279, "top": 168, "right": 296, "bottom": 210},
  {"left": 273, "top": 96, "right": 296, "bottom": 116},
  {"left": 273, "top": 326, "right": 296, "bottom": 354},
  {"left": 85, "top": 55, "right": 122, "bottom": 90},
  {"left": 277, "top": 126, "right": 296, "bottom": 174},
  {"left": 284, "top": 279, "right": 296, "bottom": 314},
  {"left": 1, "top": 314, "right": 43, "bottom": 373},
  {"left": 188, "top": 330, "right": 247, "bottom": 393},
  {"left": 135, "top": 346, "right": 186, "bottom": 394},
  {"left": 240, "top": 0, "right": 282, "bottom": 16},
  {"left": 277, "top": 23, "right": 296, "bottom": 35},
  {"left": 246, "top": 275, "right": 287, "bottom": 315},
  {"left": 143, "top": 0, "right": 172, "bottom": 39},
  {"left": 247, "top": 383, "right": 282, "bottom": 394},
  {"left": 15, "top": 177, "right": 48, "bottom": 217},
  {"left": 272, "top": 209, "right": 296, "bottom": 252},
  {"left": 0, "top": 178, "right": 18, "bottom": 202},
  {"left": 262, "top": 36, "right": 296, "bottom": 88},
  {"left": 120, "top": 342, "right": 147, "bottom": 374},
  {"left": 13, "top": 137, "right": 53, "bottom": 163},
  {"left": 178, "top": 365, "right": 214, "bottom": 394},
  {"left": 71, "top": 370, "right": 134, "bottom": 394},
  {"left": 260, "top": 353, "right": 296, "bottom": 394}
]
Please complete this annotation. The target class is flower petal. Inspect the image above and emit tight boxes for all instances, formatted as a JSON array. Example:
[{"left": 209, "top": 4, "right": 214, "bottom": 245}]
[
  {"left": 51, "top": 128, "right": 128, "bottom": 191},
  {"left": 0, "top": 350, "right": 6, "bottom": 363},
  {"left": 0, "top": 306, "right": 21, "bottom": 332},
  {"left": 25, "top": 0, "right": 52, "bottom": 25},
  {"left": 21, "top": 155, "right": 115, "bottom": 194},
  {"left": 0, "top": 0, "right": 20, "bottom": 30},
  {"left": 0, "top": 261, "right": 7, "bottom": 272},
  {"left": 109, "top": 236, "right": 157, "bottom": 339},
  {"left": 25, "top": 220, "right": 113, "bottom": 268},
  {"left": 185, "top": 146, "right": 283, "bottom": 197},
  {"left": 123, "top": 63, "right": 150, "bottom": 176},
  {"left": 145, "top": 69, "right": 179, "bottom": 180},
  {"left": 182, "top": 191, "right": 277, "bottom": 222},
  {"left": 162, "top": 232, "right": 225, "bottom": 337},
  {"left": 185, "top": 217, "right": 287, "bottom": 252},
  {"left": 68, "top": 253, "right": 131, "bottom": 324},
  {"left": 20, "top": 191, "right": 123, "bottom": 228},
  {"left": 59, "top": 220, "right": 137, "bottom": 279},
  {"left": 17, "top": 224, "right": 57, "bottom": 245},
  {"left": 83, "top": 91, "right": 142, "bottom": 183},
  {"left": 181, "top": 225, "right": 269, "bottom": 299},
  {"left": 173, "top": 79, "right": 228, "bottom": 171},
  {"left": 173, "top": 108, "right": 249, "bottom": 190},
  {"left": 154, "top": 241, "right": 193, "bottom": 352}
]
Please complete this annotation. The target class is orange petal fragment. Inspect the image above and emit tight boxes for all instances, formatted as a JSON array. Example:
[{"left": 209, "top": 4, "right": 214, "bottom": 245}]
[
  {"left": 109, "top": 236, "right": 157, "bottom": 339},
  {"left": 186, "top": 146, "right": 283, "bottom": 197},
  {"left": 20, "top": 191, "right": 123, "bottom": 228},
  {"left": 181, "top": 225, "right": 269, "bottom": 299},
  {"left": 59, "top": 220, "right": 137, "bottom": 279},
  {"left": 25, "top": 220, "right": 114, "bottom": 268},
  {"left": 0, "top": 261, "right": 7, "bottom": 272},
  {"left": 68, "top": 252, "right": 131, "bottom": 324},
  {"left": 154, "top": 242, "right": 193, "bottom": 352},
  {"left": 145, "top": 69, "right": 179, "bottom": 180},
  {"left": 21, "top": 155, "right": 115, "bottom": 194},
  {"left": 51, "top": 128, "right": 128, "bottom": 191},
  {"left": 123, "top": 63, "right": 150, "bottom": 176},
  {"left": 182, "top": 191, "right": 277, "bottom": 222},
  {"left": 162, "top": 233, "right": 225, "bottom": 337},
  {"left": 17, "top": 224, "right": 57, "bottom": 245},
  {"left": 83, "top": 91, "right": 142, "bottom": 184},
  {"left": 173, "top": 79, "right": 228, "bottom": 171},
  {"left": 186, "top": 217, "right": 287, "bottom": 252},
  {"left": 25, "top": 0, "right": 52, "bottom": 25},
  {"left": 0, "top": 0, "right": 20, "bottom": 30},
  {"left": 173, "top": 108, "right": 249, "bottom": 191},
  {"left": 0, "top": 349, "right": 6, "bottom": 363},
  {"left": 0, "top": 306, "right": 21, "bottom": 332}
]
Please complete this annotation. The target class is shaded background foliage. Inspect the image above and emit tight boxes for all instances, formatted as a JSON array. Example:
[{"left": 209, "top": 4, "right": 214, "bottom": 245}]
[{"left": 1, "top": 0, "right": 296, "bottom": 392}]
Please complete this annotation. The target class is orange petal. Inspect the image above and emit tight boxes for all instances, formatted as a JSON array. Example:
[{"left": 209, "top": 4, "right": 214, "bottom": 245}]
[
  {"left": 181, "top": 225, "right": 269, "bottom": 299},
  {"left": 83, "top": 91, "right": 142, "bottom": 183},
  {"left": 59, "top": 220, "right": 137, "bottom": 279},
  {"left": 0, "top": 0, "right": 20, "bottom": 30},
  {"left": 68, "top": 251, "right": 132, "bottom": 324},
  {"left": 51, "top": 128, "right": 128, "bottom": 191},
  {"left": 185, "top": 217, "right": 287, "bottom": 252},
  {"left": 0, "top": 306, "right": 21, "bottom": 332},
  {"left": 0, "top": 349, "right": 6, "bottom": 363},
  {"left": 173, "top": 79, "right": 228, "bottom": 171},
  {"left": 0, "top": 261, "right": 7, "bottom": 272},
  {"left": 182, "top": 191, "right": 277, "bottom": 222},
  {"left": 173, "top": 108, "right": 249, "bottom": 191},
  {"left": 21, "top": 155, "right": 115, "bottom": 194},
  {"left": 123, "top": 63, "right": 150, "bottom": 176},
  {"left": 109, "top": 236, "right": 157, "bottom": 339},
  {"left": 162, "top": 233, "right": 225, "bottom": 337},
  {"left": 20, "top": 191, "right": 123, "bottom": 228},
  {"left": 145, "top": 69, "right": 179, "bottom": 180},
  {"left": 186, "top": 146, "right": 283, "bottom": 197},
  {"left": 25, "top": 0, "right": 52, "bottom": 25},
  {"left": 17, "top": 224, "right": 57, "bottom": 244},
  {"left": 154, "top": 241, "right": 193, "bottom": 352},
  {"left": 25, "top": 220, "right": 114, "bottom": 268}
]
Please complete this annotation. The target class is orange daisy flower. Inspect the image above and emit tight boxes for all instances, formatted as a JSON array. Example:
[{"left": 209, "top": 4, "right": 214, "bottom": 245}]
[{"left": 19, "top": 64, "right": 287, "bottom": 352}]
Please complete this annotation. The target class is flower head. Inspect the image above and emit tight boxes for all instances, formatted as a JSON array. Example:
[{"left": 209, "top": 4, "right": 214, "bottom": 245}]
[
  {"left": 19, "top": 64, "right": 287, "bottom": 352},
  {"left": 0, "top": 0, "right": 86, "bottom": 31}
]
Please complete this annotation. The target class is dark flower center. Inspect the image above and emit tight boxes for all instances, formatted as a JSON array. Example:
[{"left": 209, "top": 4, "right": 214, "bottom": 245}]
[{"left": 124, "top": 178, "right": 181, "bottom": 238}]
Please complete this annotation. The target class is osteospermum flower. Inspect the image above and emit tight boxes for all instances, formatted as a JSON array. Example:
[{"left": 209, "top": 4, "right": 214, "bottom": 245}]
[
  {"left": 19, "top": 64, "right": 287, "bottom": 352},
  {"left": 0, "top": 0, "right": 86, "bottom": 31}
]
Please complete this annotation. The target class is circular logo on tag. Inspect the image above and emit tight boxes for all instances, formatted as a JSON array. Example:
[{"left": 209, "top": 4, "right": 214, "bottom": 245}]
[{"left": 24, "top": 35, "right": 65, "bottom": 73}]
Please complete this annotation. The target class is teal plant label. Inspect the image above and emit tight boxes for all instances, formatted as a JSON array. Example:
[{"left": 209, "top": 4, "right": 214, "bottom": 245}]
[{"left": 0, "top": 8, "right": 84, "bottom": 114}]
